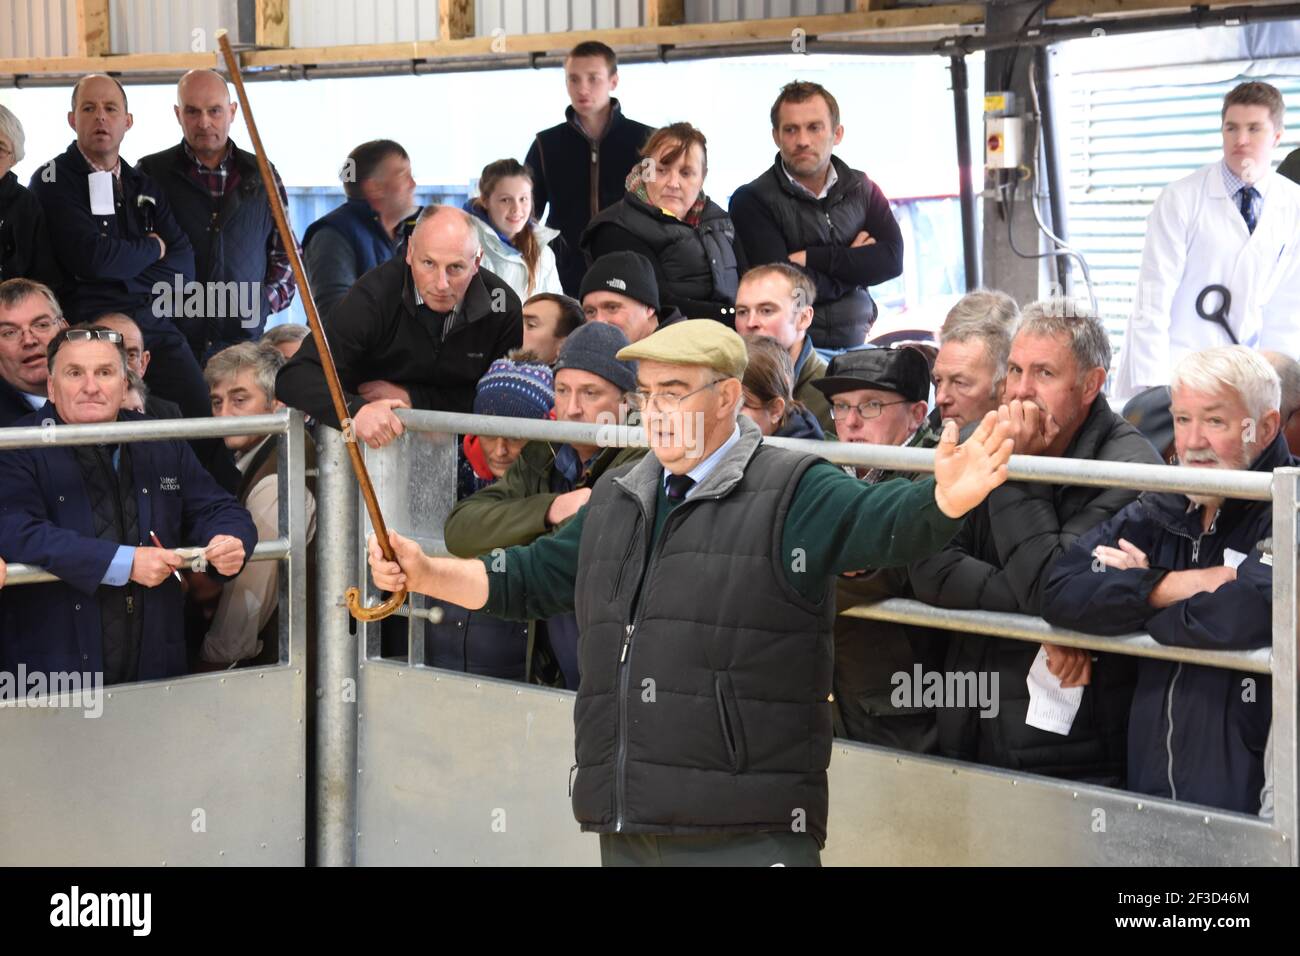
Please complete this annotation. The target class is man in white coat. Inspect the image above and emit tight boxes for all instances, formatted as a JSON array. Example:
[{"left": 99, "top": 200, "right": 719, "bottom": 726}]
[{"left": 1115, "top": 81, "right": 1300, "bottom": 399}]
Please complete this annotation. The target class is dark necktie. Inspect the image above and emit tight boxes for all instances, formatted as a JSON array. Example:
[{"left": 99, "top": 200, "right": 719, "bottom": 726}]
[
  {"left": 665, "top": 473, "right": 695, "bottom": 501},
  {"left": 1239, "top": 185, "right": 1259, "bottom": 234}
]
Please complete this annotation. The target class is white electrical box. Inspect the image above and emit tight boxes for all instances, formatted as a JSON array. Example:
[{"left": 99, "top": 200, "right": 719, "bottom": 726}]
[{"left": 985, "top": 116, "right": 1024, "bottom": 170}]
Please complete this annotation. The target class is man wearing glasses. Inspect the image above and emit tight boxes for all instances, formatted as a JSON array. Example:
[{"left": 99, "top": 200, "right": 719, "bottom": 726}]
[
  {"left": 810, "top": 346, "right": 949, "bottom": 752},
  {"left": 367, "top": 319, "right": 1015, "bottom": 866},
  {"left": 0, "top": 278, "right": 66, "bottom": 425},
  {"left": 0, "top": 324, "right": 256, "bottom": 685}
]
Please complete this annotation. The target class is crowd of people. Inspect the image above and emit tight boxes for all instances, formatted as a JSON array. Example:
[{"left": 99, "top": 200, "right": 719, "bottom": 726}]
[{"left": 0, "top": 39, "right": 1295, "bottom": 864}]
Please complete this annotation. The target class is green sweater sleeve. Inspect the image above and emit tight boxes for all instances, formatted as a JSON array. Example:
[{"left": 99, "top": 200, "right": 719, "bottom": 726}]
[
  {"left": 443, "top": 456, "right": 560, "bottom": 558},
  {"left": 782, "top": 462, "right": 964, "bottom": 602},
  {"left": 480, "top": 503, "right": 586, "bottom": 621}
]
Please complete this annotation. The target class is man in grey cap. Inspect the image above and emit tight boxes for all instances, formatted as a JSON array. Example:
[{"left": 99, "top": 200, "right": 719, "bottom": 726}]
[
  {"left": 812, "top": 346, "right": 948, "bottom": 751},
  {"left": 443, "top": 321, "right": 648, "bottom": 689},
  {"left": 373, "top": 319, "right": 1014, "bottom": 865},
  {"left": 579, "top": 250, "right": 684, "bottom": 344}
]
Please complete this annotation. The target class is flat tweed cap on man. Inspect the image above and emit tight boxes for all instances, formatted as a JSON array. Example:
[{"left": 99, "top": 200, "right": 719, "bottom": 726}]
[{"left": 616, "top": 319, "right": 748, "bottom": 379}]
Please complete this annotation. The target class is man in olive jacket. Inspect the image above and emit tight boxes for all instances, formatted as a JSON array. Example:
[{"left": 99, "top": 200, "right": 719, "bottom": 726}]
[
  {"left": 908, "top": 302, "right": 1157, "bottom": 784},
  {"left": 444, "top": 322, "right": 646, "bottom": 689},
  {"left": 372, "top": 320, "right": 1015, "bottom": 866}
]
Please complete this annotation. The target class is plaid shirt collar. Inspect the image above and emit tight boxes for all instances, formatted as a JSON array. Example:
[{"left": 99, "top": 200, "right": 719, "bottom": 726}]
[
  {"left": 1222, "top": 159, "right": 1269, "bottom": 197},
  {"left": 76, "top": 145, "right": 121, "bottom": 179},
  {"left": 183, "top": 139, "right": 234, "bottom": 199}
]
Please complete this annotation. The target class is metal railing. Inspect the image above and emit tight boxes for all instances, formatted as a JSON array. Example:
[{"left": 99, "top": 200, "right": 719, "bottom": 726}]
[
  {"left": 0, "top": 408, "right": 310, "bottom": 671},
  {"left": 369, "top": 409, "right": 1297, "bottom": 863}
]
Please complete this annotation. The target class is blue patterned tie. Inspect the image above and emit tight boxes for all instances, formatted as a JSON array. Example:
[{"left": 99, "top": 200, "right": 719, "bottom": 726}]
[{"left": 1239, "top": 185, "right": 1259, "bottom": 234}]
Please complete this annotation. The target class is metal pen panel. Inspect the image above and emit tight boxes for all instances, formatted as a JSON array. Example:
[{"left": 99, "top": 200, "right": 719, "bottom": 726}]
[
  {"left": 313, "top": 424, "right": 360, "bottom": 867},
  {"left": 1270, "top": 468, "right": 1299, "bottom": 860},
  {"left": 356, "top": 661, "right": 597, "bottom": 865},
  {"left": 0, "top": 666, "right": 305, "bottom": 865}
]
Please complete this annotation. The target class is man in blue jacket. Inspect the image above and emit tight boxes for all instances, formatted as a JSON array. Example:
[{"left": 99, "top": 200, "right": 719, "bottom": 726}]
[
  {"left": 0, "top": 325, "right": 257, "bottom": 685},
  {"left": 1043, "top": 345, "right": 1284, "bottom": 813},
  {"left": 28, "top": 75, "right": 202, "bottom": 422}
]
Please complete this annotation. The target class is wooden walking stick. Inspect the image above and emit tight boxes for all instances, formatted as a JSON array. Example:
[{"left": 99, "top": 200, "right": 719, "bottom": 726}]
[{"left": 216, "top": 30, "right": 406, "bottom": 622}]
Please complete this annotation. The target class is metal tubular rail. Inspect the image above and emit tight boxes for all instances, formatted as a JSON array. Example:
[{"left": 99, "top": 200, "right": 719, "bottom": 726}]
[
  {"left": 390, "top": 409, "right": 1297, "bottom": 861},
  {"left": 0, "top": 409, "right": 290, "bottom": 449},
  {"left": 3, "top": 538, "right": 292, "bottom": 587}
]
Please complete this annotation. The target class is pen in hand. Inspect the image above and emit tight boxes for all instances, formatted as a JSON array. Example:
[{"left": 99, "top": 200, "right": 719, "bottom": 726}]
[{"left": 149, "top": 530, "right": 185, "bottom": 584}]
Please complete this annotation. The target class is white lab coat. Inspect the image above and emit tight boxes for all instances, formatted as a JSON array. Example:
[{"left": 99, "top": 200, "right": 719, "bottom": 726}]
[{"left": 1113, "top": 162, "right": 1300, "bottom": 399}]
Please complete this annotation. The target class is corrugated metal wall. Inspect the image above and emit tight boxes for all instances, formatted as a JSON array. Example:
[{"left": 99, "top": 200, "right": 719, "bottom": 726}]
[
  {"left": 475, "top": 0, "right": 639, "bottom": 35},
  {"left": 0, "top": 0, "right": 864, "bottom": 57},
  {"left": 685, "top": 0, "right": 853, "bottom": 21},
  {"left": 1064, "top": 70, "right": 1300, "bottom": 352},
  {"left": 288, "top": 0, "right": 438, "bottom": 47},
  {"left": 108, "top": 0, "right": 240, "bottom": 55},
  {"left": 0, "top": 0, "right": 79, "bottom": 59}
]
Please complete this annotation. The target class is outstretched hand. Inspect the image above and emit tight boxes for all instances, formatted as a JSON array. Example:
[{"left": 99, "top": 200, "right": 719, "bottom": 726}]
[{"left": 933, "top": 410, "right": 1015, "bottom": 518}]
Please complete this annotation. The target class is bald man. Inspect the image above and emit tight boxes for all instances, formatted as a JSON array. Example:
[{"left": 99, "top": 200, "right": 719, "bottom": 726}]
[
  {"left": 139, "top": 69, "right": 298, "bottom": 360},
  {"left": 277, "top": 205, "right": 522, "bottom": 447},
  {"left": 28, "top": 73, "right": 209, "bottom": 422}
]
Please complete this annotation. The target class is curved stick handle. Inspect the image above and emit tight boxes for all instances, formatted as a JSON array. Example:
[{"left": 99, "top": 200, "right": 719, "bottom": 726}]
[{"left": 346, "top": 586, "right": 408, "bottom": 622}]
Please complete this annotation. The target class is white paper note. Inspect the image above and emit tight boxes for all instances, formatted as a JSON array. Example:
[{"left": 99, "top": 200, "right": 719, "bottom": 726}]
[
  {"left": 1223, "top": 548, "right": 1247, "bottom": 570},
  {"left": 88, "top": 170, "right": 115, "bottom": 215},
  {"left": 1025, "top": 646, "right": 1083, "bottom": 736}
]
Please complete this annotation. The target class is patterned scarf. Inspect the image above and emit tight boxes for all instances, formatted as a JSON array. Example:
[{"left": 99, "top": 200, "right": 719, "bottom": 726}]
[{"left": 625, "top": 164, "right": 707, "bottom": 228}]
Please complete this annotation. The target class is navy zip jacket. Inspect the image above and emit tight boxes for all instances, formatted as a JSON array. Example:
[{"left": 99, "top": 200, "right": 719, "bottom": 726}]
[
  {"left": 28, "top": 143, "right": 195, "bottom": 334},
  {"left": 1041, "top": 433, "right": 1289, "bottom": 813},
  {"left": 0, "top": 404, "right": 257, "bottom": 681}
]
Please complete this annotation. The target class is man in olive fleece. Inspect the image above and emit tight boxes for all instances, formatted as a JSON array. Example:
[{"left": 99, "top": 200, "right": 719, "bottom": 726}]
[
  {"left": 443, "top": 321, "right": 647, "bottom": 689},
  {"left": 370, "top": 320, "right": 1013, "bottom": 866}
]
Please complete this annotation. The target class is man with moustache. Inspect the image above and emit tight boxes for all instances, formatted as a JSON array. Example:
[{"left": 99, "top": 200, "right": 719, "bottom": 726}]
[
  {"left": 908, "top": 301, "right": 1158, "bottom": 785},
  {"left": 1044, "top": 346, "right": 1286, "bottom": 813}
]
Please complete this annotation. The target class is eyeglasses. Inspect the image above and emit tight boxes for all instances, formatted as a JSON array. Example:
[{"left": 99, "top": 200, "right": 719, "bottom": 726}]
[
  {"left": 0, "top": 317, "right": 62, "bottom": 344},
  {"left": 0, "top": 144, "right": 13, "bottom": 159},
  {"left": 52, "top": 328, "right": 124, "bottom": 348},
  {"left": 628, "top": 378, "right": 726, "bottom": 413},
  {"left": 829, "top": 398, "right": 911, "bottom": 421}
]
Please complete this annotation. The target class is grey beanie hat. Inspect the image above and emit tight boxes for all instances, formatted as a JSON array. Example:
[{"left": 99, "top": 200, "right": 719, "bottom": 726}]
[{"left": 554, "top": 321, "right": 638, "bottom": 393}]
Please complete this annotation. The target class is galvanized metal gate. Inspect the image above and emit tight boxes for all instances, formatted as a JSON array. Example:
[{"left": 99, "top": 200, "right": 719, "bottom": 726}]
[
  {"left": 319, "top": 412, "right": 1297, "bottom": 867},
  {"left": 0, "top": 411, "right": 310, "bottom": 866}
]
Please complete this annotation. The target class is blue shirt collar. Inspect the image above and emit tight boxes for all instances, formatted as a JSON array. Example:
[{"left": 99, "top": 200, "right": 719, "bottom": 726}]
[{"left": 663, "top": 423, "right": 741, "bottom": 499}]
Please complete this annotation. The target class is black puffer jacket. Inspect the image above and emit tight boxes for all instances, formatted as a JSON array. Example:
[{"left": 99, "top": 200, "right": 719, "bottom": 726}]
[
  {"left": 0, "top": 170, "right": 62, "bottom": 291},
  {"left": 907, "top": 398, "right": 1160, "bottom": 782},
  {"left": 581, "top": 192, "right": 743, "bottom": 323},
  {"left": 730, "top": 154, "right": 903, "bottom": 349}
]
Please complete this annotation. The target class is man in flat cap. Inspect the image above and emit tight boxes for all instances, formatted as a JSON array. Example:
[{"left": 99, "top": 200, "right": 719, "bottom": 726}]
[
  {"left": 369, "top": 319, "right": 1014, "bottom": 866},
  {"left": 813, "top": 346, "right": 948, "bottom": 752}
]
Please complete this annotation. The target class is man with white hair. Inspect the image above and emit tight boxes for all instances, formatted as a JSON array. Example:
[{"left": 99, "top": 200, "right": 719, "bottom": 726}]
[
  {"left": 0, "top": 103, "right": 60, "bottom": 290},
  {"left": 1044, "top": 345, "right": 1287, "bottom": 813},
  {"left": 276, "top": 204, "right": 522, "bottom": 448}
]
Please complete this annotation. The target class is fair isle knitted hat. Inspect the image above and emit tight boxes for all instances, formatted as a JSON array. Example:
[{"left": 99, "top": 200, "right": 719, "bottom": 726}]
[{"left": 473, "top": 357, "right": 555, "bottom": 419}]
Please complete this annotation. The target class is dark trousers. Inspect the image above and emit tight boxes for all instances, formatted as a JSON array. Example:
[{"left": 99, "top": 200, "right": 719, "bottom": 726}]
[
  {"left": 599, "top": 832, "right": 821, "bottom": 867},
  {"left": 140, "top": 328, "right": 240, "bottom": 494}
]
